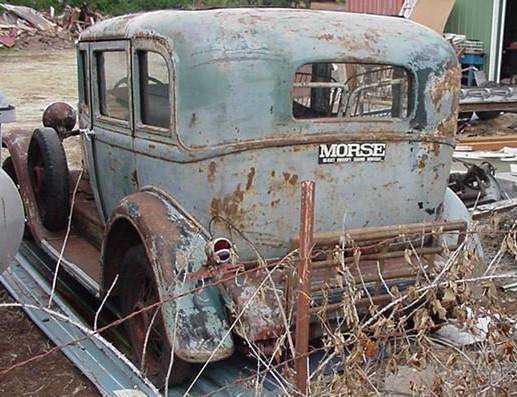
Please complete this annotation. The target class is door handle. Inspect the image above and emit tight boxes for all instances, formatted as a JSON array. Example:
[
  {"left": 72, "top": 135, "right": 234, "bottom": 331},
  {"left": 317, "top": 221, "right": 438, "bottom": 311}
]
[{"left": 80, "top": 128, "right": 95, "bottom": 141}]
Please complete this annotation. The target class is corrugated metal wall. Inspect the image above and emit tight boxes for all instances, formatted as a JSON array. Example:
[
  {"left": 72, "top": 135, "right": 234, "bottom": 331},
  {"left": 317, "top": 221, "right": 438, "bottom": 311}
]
[
  {"left": 344, "top": 0, "right": 405, "bottom": 15},
  {"left": 445, "top": 0, "right": 494, "bottom": 74}
]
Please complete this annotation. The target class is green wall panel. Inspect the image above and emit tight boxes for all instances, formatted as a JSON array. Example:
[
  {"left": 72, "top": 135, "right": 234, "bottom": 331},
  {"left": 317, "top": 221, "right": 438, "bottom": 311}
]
[{"left": 445, "top": 0, "right": 494, "bottom": 75}]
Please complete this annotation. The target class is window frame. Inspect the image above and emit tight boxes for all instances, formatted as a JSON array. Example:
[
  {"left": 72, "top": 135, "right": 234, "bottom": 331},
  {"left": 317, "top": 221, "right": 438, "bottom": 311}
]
[
  {"left": 291, "top": 61, "right": 416, "bottom": 123},
  {"left": 91, "top": 40, "right": 132, "bottom": 131},
  {"left": 132, "top": 39, "right": 175, "bottom": 139},
  {"left": 77, "top": 46, "right": 90, "bottom": 110}
]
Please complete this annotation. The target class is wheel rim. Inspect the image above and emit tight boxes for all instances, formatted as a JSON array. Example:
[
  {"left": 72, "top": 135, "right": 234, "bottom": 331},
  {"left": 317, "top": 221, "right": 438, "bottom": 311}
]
[
  {"left": 130, "top": 274, "right": 167, "bottom": 381},
  {"left": 28, "top": 146, "right": 48, "bottom": 219}
]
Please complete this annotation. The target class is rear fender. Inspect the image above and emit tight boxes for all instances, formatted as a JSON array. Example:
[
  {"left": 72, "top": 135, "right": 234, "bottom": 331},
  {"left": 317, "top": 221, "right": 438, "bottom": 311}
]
[
  {"left": 102, "top": 189, "right": 234, "bottom": 362},
  {"left": 1, "top": 129, "right": 41, "bottom": 237}
]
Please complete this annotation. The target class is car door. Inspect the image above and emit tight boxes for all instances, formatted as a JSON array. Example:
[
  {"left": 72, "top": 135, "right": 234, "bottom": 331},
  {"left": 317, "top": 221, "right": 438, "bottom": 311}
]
[
  {"left": 77, "top": 42, "right": 106, "bottom": 221},
  {"left": 88, "top": 40, "right": 138, "bottom": 219},
  {"left": 130, "top": 38, "right": 178, "bottom": 195}
]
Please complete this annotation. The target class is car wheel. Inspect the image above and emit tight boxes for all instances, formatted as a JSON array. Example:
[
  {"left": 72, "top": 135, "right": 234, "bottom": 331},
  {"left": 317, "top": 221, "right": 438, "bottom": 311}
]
[
  {"left": 120, "top": 245, "right": 193, "bottom": 388},
  {"left": 28, "top": 127, "right": 70, "bottom": 231}
]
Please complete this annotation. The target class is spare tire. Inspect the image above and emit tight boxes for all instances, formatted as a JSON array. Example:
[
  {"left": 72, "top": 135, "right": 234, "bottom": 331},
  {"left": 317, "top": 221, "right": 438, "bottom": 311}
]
[
  {"left": 28, "top": 127, "right": 70, "bottom": 231},
  {"left": 0, "top": 168, "right": 24, "bottom": 274}
]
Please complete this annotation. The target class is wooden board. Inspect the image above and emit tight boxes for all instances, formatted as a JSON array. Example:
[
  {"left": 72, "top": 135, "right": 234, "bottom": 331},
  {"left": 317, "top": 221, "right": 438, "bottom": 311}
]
[{"left": 408, "top": 0, "right": 456, "bottom": 33}]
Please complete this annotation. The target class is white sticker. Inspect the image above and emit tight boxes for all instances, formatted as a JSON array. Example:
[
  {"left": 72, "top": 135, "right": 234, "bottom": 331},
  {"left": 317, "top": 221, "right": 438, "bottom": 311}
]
[{"left": 318, "top": 143, "right": 386, "bottom": 164}]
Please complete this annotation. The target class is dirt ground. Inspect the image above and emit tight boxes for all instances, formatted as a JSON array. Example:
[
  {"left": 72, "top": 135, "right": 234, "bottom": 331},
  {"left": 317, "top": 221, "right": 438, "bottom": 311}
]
[
  {"left": 0, "top": 48, "right": 82, "bottom": 169},
  {"left": 0, "top": 289, "right": 99, "bottom": 396},
  {"left": 1, "top": 47, "right": 517, "bottom": 395},
  {"left": 460, "top": 112, "right": 517, "bottom": 137}
]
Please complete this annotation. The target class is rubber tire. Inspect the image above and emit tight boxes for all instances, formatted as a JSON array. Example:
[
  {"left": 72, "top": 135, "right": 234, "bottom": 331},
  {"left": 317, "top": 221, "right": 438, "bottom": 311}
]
[
  {"left": 2, "top": 156, "right": 17, "bottom": 185},
  {"left": 119, "top": 245, "right": 192, "bottom": 387},
  {"left": 28, "top": 127, "right": 70, "bottom": 231}
]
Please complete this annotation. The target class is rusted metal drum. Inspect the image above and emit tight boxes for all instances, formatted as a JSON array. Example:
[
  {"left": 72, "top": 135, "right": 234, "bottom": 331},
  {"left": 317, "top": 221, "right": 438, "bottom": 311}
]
[{"left": 0, "top": 168, "right": 24, "bottom": 273}]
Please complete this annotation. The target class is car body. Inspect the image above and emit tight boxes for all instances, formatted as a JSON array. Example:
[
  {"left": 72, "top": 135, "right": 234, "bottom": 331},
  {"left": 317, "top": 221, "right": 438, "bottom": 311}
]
[{"left": 2, "top": 8, "right": 469, "bottom": 385}]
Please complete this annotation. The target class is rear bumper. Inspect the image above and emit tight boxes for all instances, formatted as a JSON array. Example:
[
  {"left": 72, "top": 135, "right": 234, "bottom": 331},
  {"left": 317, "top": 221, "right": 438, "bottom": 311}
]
[{"left": 213, "top": 220, "right": 466, "bottom": 345}]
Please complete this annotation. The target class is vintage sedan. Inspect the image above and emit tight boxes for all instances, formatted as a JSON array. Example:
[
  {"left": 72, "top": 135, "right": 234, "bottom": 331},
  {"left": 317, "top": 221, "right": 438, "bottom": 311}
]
[{"left": 2, "top": 8, "right": 468, "bottom": 387}]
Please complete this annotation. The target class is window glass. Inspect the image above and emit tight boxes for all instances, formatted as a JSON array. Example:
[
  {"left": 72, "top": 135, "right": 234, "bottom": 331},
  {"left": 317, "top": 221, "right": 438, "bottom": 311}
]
[
  {"left": 79, "top": 50, "right": 89, "bottom": 107},
  {"left": 293, "top": 63, "right": 411, "bottom": 120},
  {"left": 96, "top": 50, "right": 129, "bottom": 121},
  {"left": 138, "top": 51, "right": 170, "bottom": 129}
]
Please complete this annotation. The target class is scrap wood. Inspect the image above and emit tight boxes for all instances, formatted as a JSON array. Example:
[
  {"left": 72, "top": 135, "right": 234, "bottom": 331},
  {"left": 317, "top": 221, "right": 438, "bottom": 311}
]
[
  {"left": 502, "top": 282, "right": 517, "bottom": 292},
  {"left": 0, "top": 26, "right": 15, "bottom": 47},
  {"left": 472, "top": 198, "right": 517, "bottom": 219},
  {"left": 458, "top": 135, "right": 517, "bottom": 151},
  {"left": 0, "top": 3, "right": 104, "bottom": 49},
  {"left": 0, "top": 3, "right": 55, "bottom": 30}
]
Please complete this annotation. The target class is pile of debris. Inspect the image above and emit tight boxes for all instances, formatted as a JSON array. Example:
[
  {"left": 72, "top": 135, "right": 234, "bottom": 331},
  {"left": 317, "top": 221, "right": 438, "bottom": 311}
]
[{"left": 0, "top": 3, "right": 103, "bottom": 50}]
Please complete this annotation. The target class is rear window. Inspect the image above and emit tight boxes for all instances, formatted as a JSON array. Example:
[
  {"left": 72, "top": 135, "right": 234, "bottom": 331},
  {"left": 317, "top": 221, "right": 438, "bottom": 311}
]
[
  {"left": 96, "top": 50, "right": 129, "bottom": 121},
  {"left": 293, "top": 63, "right": 412, "bottom": 120}
]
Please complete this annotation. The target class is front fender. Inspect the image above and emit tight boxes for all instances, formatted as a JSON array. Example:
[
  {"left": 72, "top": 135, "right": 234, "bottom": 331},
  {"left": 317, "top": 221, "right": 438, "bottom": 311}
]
[{"left": 103, "top": 190, "right": 234, "bottom": 362}]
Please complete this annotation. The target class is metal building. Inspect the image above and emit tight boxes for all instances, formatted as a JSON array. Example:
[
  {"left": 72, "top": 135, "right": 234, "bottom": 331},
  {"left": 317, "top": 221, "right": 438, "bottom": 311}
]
[{"left": 333, "top": 0, "right": 517, "bottom": 82}]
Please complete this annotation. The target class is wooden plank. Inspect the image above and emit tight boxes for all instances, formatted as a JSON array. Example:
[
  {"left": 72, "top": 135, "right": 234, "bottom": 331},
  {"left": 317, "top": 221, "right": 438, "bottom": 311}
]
[
  {"left": 459, "top": 135, "right": 517, "bottom": 142},
  {"left": 408, "top": 0, "right": 456, "bottom": 33},
  {"left": 0, "top": 3, "right": 55, "bottom": 31}
]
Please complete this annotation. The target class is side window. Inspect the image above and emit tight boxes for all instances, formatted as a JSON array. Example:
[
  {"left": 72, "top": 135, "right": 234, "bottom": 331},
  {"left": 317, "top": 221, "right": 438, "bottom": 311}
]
[
  {"left": 137, "top": 50, "right": 171, "bottom": 129},
  {"left": 78, "top": 49, "right": 90, "bottom": 108},
  {"left": 96, "top": 50, "right": 129, "bottom": 121},
  {"left": 293, "top": 63, "right": 412, "bottom": 120}
]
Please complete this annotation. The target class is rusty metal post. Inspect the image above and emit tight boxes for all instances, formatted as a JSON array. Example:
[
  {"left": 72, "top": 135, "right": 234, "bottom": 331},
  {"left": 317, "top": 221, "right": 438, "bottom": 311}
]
[{"left": 295, "top": 180, "right": 315, "bottom": 396}]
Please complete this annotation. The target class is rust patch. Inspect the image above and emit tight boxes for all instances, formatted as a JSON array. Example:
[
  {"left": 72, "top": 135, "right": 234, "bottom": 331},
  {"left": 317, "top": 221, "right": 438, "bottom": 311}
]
[
  {"left": 245, "top": 167, "right": 255, "bottom": 191},
  {"left": 318, "top": 33, "right": 334, "bottom": 41},
  {"left": 283, "top": 172, "right": 299, "bottom": 186},
  {"left": 207, "top": 161, "right": 217, "bottom": 183},
  {"left": 430, "top": 65, "right": 461, "bottom": 125},
  {"left": 210, "top": 185, "right": 246, "bottom": 225}
]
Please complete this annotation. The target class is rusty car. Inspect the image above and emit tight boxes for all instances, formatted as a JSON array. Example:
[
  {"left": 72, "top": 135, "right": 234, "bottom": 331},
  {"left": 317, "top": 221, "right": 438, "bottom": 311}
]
[{"left": 1, "top": 8, "right": 472, "bottom": 388}]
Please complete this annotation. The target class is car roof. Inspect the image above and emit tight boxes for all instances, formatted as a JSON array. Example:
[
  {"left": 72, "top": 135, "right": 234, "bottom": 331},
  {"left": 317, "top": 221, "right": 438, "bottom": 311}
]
[{"left": 80, "top": 8, "right": 455, "bottom": 72}]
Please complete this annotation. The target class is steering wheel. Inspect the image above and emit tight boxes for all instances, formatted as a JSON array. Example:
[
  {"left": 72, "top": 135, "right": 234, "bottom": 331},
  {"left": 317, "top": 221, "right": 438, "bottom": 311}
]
[
  {"left": 113, "top": 77, "right": 128, "bottom": 90},
  {"left": 113, "top": 76, "right": 166, "bottom": 89}
]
